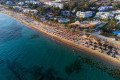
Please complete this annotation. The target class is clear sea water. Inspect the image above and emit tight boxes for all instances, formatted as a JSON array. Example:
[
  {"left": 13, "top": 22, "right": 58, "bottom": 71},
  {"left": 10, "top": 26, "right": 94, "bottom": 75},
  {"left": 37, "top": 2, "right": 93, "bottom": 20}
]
[{"left": 0, "top": 12, "right": 116, "bottom": 80}]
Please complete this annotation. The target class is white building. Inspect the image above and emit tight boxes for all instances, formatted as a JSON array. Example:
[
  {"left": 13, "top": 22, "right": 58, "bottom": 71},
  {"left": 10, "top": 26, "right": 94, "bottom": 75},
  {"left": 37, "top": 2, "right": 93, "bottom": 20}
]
[
  {"left": 115, "top": 15, "right": 120, "bottom": 21},
  {"left": 94, "top": 12, "right": 114, "bottom": 19},
  {"left": 44, "top": 2, "right": 63, "bottom": 9},
  {"left": 25, "top": 1, "right": 41, "bottom": 5},
  {"left": 30, "top": 10, "right": 38, "bottom": 14},
  {"left": 25, "top": 1, "right": 34, "bottom": 4},
  {"left": 13, "top": 6, "right": 23, "bottom": 11},
  {"left": 98, "top": 6, "right": 113, "bottom": 12},
  {"left": 58, "top": 4, "right": 64, "bottom": 9},
  {"left": 56, "top": 0, "right": 62, "bottom": 2},
  {"left": 25, "top": 1, "right": 30, "bottom": 4},
  {"left": 6, "top": 1, "right": 13, "bottom": 5},
  {"left": 72, "top": 8, "right": 76, "bottom": 13},
  {"left": 76, "top": 11, "right": 93, "bottom": 18},
  {"left": 18, "top": 2, "right": 24, "bottom": 6},
  {"left": 23, "top": 8, "right": 31, "bottom": 13},
  {"left": 112, "top": 10, "right": 120, "bottom": 14},
  {"left": 61, "top": 10, "right": 70, "bottom": 16},
  {"left": 23, "top": 8, "right": 38, "bottom": 14},
  {"left": 33, "top": 1, "right": 41, "bottom": 5}
]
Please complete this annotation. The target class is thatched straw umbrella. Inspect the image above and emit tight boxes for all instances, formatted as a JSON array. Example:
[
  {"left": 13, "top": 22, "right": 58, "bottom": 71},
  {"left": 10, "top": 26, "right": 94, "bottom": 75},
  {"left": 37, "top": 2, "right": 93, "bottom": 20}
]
[
  {"left": 84, "top": 42, "right": 89, "bottom": 47},
  {"left": 102, "top": 44, "right": 107, "bottom": 50},
  {"left": 90, "top": 45, "right": 96, "bottom": 50},
  {"left": 98, "top": 42, "right": 102, "bottom": 47},
  {"left": 107, "top": 50, "right": 111, "bottom": 55},
  {"left": 108, "top": 46, "right": 113, "bottom": 50},
  {"left": 98, "top": 47, "right": 103, "bottom": 53},
  {"left": 114, "top": 51, "right": 118, "bottom": 55},
  {"left": 112, "top": 53, "right": 116, "bottom": 58}
]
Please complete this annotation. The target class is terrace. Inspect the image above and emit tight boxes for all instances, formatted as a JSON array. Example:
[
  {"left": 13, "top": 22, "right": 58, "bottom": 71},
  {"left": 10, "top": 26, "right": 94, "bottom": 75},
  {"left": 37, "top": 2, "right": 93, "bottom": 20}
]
[{"left": 70, "top": 21, "right": 102, "bottom": 29}]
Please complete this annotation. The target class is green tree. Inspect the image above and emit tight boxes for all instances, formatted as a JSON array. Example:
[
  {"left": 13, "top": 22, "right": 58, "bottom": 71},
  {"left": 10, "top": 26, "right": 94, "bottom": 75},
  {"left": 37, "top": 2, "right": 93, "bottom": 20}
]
[
  {"left": 89, "top": 29, "right": 92, "bottom": 33},
  {"left": 107, "top": 18, "right": 116, "bottom": 30},
  {"left": 37, "top": 7, "right": 46, "bottom": 15},
  {"left": 84, "top": 29, "right": 88, "bottom": 33}
]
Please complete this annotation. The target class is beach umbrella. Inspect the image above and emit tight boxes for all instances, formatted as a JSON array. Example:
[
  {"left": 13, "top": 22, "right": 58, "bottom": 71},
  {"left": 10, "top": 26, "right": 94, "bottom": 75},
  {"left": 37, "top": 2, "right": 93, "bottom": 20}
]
[
  {"left": 107, "top": 50, "right": 111, "bottom": 55},
  {"left": 98, "top": 42, "right": 102, "bottom": 46},
  {"left": 112, "top": 53, "right": 116, "bottom": 58},
  {"left": 114, "top": 51, "right": 118, "bottom": 55}
]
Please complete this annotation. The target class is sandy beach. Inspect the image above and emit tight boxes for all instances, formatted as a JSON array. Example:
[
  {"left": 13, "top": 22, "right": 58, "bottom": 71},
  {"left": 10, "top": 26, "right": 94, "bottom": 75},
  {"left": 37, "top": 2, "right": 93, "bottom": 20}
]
[{"left": 1, "top": 10, "right": 120, "bottom": 69}]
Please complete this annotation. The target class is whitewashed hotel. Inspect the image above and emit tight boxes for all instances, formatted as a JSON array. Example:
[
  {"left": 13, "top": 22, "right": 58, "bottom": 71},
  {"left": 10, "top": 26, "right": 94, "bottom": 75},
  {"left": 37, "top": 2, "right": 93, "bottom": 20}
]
[
  {"left": 23, "top": 8, "right": 38, "bottom": 14},
  {"left": 56, "top": 0, "right": 62, "bottom": 2},
  {"left": 115, "top": 15, "right": 120, "bottom": 21},
  {"left": 25, "top": 1, "right": 41, "bottom": 5},
  {"left": 44, "top": 2, "right": 63, "bottom": 9},
  {"left": 18, "top": 2, "right": 25, "bottom": 6},
  {"left": 98, "top": 6, "right": 113, "bottom": 12},
  {"left": 94, "top": 12, "right": 114, "bottom": 19},
  {"left": 13, "top": 6, "right": 23, "bottom": 11},
  {"left": 6, "top": 1, "right": 13, "bottom": 5},
  {"left": 76, "top": 11, "right": 93, "bottom": 18}
]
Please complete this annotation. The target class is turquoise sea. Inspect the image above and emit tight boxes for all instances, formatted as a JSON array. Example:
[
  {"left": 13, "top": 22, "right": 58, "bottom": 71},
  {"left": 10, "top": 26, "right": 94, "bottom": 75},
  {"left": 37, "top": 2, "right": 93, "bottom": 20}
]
[{"left": 0, "top": 12, "right": 116, "bottom": 80}]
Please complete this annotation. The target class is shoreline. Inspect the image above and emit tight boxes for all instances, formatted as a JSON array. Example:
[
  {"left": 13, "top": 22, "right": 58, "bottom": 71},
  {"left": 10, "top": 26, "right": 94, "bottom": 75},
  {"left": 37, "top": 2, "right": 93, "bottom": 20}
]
[{"left": 1, "top": 11, "right": 120, "bottom": 69}]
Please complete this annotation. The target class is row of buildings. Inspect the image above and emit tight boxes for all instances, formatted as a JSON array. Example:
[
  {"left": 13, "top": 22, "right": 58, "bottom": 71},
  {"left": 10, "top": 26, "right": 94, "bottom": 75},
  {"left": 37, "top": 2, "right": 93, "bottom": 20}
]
[
  {"left": 44, "top": 2, "right": 63, "bottom": 9},
  {"left": 5, "top": 1, "right": 120, "bottom": 22},
  {"left": 5, "top": 0, "right": 64, "bottom": 9},
  {"left": 13, "top": 6, "right": 38, "bottom": 14},
  {"left": 76, "top": 11, "right": 93, "bottom": 18},
  {"left": 5, "top": 1, "right": 42, "bottom": 6},
  {"left": 76, "top": 6, "right": 120, "bottom": 21},
  {"left": 76, "top": 6, "right": 114, "bottom": 18}
]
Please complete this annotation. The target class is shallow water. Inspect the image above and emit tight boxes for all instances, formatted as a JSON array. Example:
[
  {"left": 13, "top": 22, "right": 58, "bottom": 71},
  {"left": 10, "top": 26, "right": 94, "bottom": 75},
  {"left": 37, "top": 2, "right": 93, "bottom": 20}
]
[{"left": 0, "top": 12, "right": 116, "bottom": 80}]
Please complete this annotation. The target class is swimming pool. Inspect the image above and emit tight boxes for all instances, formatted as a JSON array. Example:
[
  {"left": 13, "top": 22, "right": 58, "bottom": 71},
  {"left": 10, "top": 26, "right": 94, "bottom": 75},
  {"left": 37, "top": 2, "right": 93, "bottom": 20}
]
[
  {"left": 85, "top": 22, "right": 90, "bottom": 24},
  {"left": 113, "top": 31, "right": 120, "bottom": 35},
  {"left": 58, "top": 18, "right": 67, "bottom": 22}
]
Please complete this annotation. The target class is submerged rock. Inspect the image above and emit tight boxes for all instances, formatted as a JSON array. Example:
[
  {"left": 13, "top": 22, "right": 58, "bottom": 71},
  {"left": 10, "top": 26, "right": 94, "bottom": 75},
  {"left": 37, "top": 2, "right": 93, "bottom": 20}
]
[
  {"left": 30, "top": 34, "right": 39, "bottom": 39},
  {"left": 65, "top": 60, "right": 81, "bottom": 75}
]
